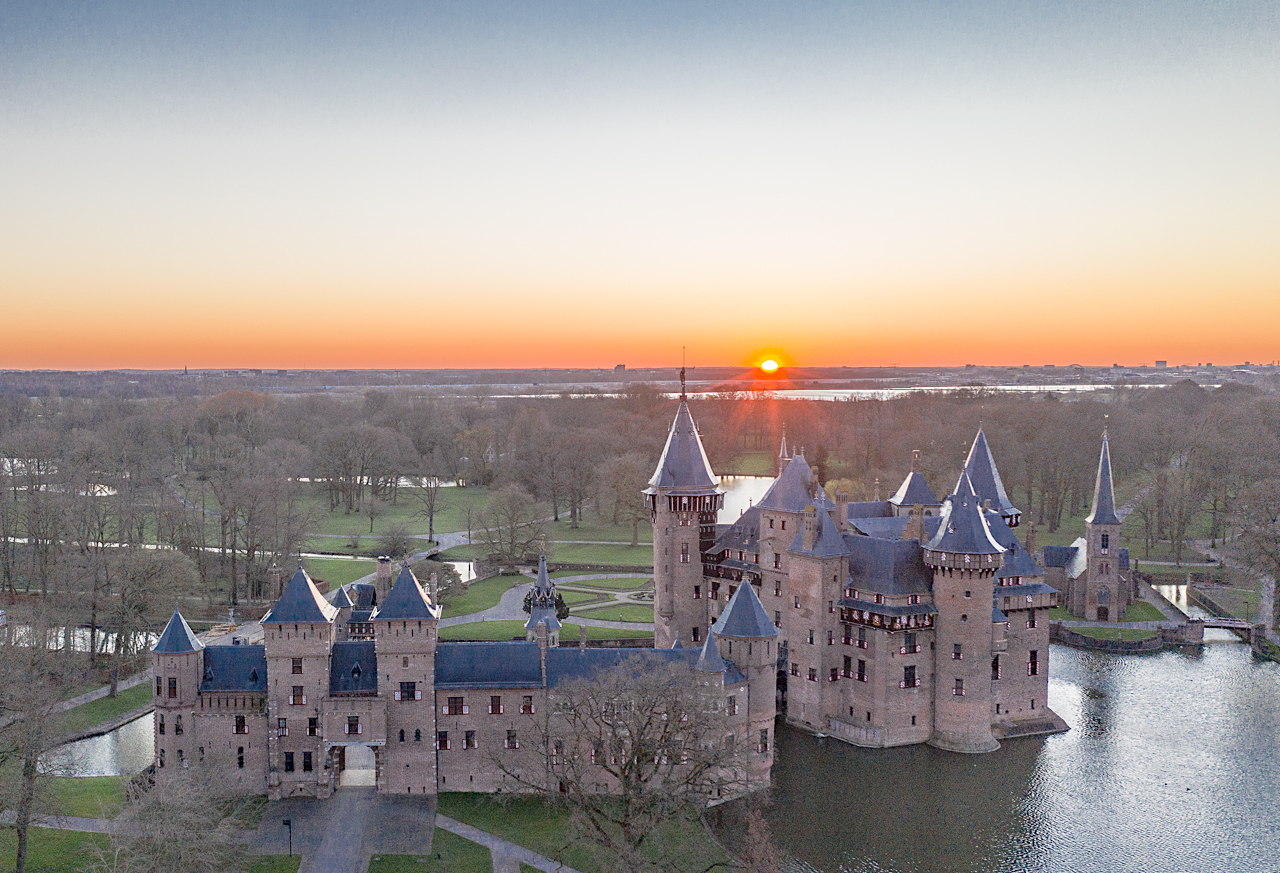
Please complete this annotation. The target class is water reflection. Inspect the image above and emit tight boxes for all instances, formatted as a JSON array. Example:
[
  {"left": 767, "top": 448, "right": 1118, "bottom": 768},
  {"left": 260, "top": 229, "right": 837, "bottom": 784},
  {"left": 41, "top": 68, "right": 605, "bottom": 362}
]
[
  {"left": 732, "top": 642, "right": 1280, "bottom": 873},
  {"left": 43, "top": 714, "right": 153, "bottom": 777},
  {"left": 720, "top": 476, "right": 772, "bottom": 523}
]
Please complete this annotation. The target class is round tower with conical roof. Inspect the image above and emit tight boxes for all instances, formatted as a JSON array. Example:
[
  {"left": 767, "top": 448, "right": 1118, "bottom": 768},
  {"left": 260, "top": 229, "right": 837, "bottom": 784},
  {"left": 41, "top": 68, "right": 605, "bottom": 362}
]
[{"left": 644, "top": 370, "right": 724, "bottom": 648}]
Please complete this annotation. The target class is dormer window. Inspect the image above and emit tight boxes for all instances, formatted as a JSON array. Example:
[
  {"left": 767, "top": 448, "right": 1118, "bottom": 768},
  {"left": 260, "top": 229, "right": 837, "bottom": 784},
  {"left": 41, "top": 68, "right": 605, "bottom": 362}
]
[
  {"left": 351, "top": 662, "right": 362, "bottom": 680},
  {"left": 248, "top": 668, "right": 258, "bottom": 684}
]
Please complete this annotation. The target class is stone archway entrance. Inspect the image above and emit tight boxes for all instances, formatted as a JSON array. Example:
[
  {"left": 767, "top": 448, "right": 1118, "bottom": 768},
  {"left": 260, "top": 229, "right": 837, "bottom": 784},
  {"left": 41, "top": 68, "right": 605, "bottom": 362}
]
[
  {"left": 1097, "top": 606, "right": 1109, "bottom": 622},
  {"left": 335, "top": 743, "right": 377, "bottom": 787}
]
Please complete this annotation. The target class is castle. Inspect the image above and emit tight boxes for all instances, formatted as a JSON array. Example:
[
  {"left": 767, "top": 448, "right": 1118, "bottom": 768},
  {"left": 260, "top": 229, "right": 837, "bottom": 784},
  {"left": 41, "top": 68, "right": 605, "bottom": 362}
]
[{"left": 153, "top": 391, "right": 1125, "bottom": 795}]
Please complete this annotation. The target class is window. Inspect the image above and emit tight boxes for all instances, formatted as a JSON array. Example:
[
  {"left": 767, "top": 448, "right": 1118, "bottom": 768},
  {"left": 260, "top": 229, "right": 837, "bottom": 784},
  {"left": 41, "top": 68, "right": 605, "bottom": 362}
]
[
  {"left": 397, "top": 681, "right": 420, "bottom": 702},
  {"left": 828, "top": 600, "right": 834, "bottom": 614},
  {"left": 437, "top": 731, "right": 450, "bottom": 750},
  {"left": 900, "top": 665, "right": 918, "bottom": 689},
  {"left": 199, "top": 746, "right": 204, "bottom": 763},
  {"left": 727, "top": 695, "right": 738, "bottom": 716},
  {"left": 758, "top": 729, "right": 770, "bottom": 752},
  {"left": 827, "top": 630, "right": 834, "bottom": 645},
  {"left": 830, "top": 667, "right": 839, "bottom": 682},
  {"left": 156, "top": 677, "right": 163, "bottom": 695},
  {"left": 794, "top": 595, "right": 801, "bottom": 609},
  {"left": 692, "top": 626, "right": 701, "bottom": 643},
  {"left": 992, "top": 655, "right": 1001, "bottom": 680},
  {"left": 694, "top": 585, "right": 701, "bottom": 599},
  {"left": 290, "top": 685, "right": 305, "bottom": 705},
  {"left": 399, "top": 729, "right": 405, "bottom": 742},
  {"left": 775, "top": 582, "right": 782, "bottom": 597},
  {"left": 773, "top": 555, "right": 781, "bottom": 569},
  {"left": 237, "top": 747, "right": 244, "bottom": 769},
  {"left": 490, "top": 696, "right": 503, "bottom": 715},
  {"left": 874, "top": 594, "right": 884, "bottom": 605},
  {"left": 308, "top": 717, "right": 319, "bottom": 737},
  {"left": 857, "top": 659, "right": 867, "bottom": 682},
  {"left": 808, "top": 629, "right": 815, "bottom": 645},
  {"left": 277, "top": 718, "right": 288, "bottom": 737},
  {"left": 901, "top": 632, "right": 919, "bottom": 654},
  {"left": 1100, "top": 533, "right": 1110, "bottom": 550},
  {"left": 769, "top": 518, "right": 774, "bottom": 529},
  {"left": 158, "top": 715, "right": 165, "bottom": 735},
  {"left": 1028, "top": 650, "right": 1040, "bottom": 676},
  {"left": 857, "top": 626, "right": 868, "bottom": 649},
  {"left": 445, "top": 696, "right": 467, "bottom": 715},
  {"left": 774, "top": 611, "right": 782, "bottom": 628},
  {"left": 680, "top": 543, "right": 690, "bottom": 563},
  {"left": 346, "top": 716, "right": 362, "bottom": 736},
  {"left": 403, "top": 657, "right": 409, "bottom": 667},
  {"left": 303, "top": 752, "right": 313, "bottom": 772},
  {"left": 234, "top": 715, "right": 247, "bottom": 734},
  {"left": 465, "top": 730, "right": 476, "bottom": 749},
  {"left": 808, "top": 667, "right": 818, "bottom": 682},
  {"left": 964, "top": 590, "right": 972, "bottom": 599},
  {"left": 415, "top": 729, "right": 421, "bottom": 742},
  {"left": 292, "top": 658, "right": 303, "bottom": 674},
  {"left": 284, "top": 752, "right": 295, "bottom": 773},
  {"left": 522, "top": 696, "right": 535, "bottom": 714},
  {"left": 710, "top": 582, "right": 720, "bottom": 600},
  {"left": 506, "top": 730, "right": 519, "bottom": 749},
  {"left": 909, "top": 594, "right": 921, "bottom": 605},
  {"left": 168, "top": 678, "right": 177, "bottom": 699},
  {"left": 953, "top": 644, "right": 963, "bottom": 661},
  {"left": 158, "top": 748, "right": 165, "bottom": 768},
  {"left": 790, "top": 662, "right": 799, "bottom": 677},
  {"left": 174, "top": 715, "right": 183, "bottom": 735},
  {"left": 1026, "top": 614, "right": 1038, "bottom": 629},
  {"left": 781, "top": 520, "right": 787, "bottom": 530},
  {"left": 954, "top": 678, "right": 965, "bottom": 696}
]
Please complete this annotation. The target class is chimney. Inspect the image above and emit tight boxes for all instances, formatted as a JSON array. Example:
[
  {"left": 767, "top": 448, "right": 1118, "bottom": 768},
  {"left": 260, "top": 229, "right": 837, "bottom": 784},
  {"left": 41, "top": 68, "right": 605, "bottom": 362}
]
[
  {"left": 835, "top": 489, "right": 849, "bottom": 532},
  {"left": 983, "top": 498, "right": 992, "bottom": 512},
  {"left": 429, "top": 572, "right": 439, "bottom": 603},
  {"left": 803, "top": 505, "right": 818, "bottom": 551},
  {"left": 1026, "top": 523, "right": 1037, "bottom": 555},
  {"left": 874, "top": 478, "right": 881, "bottom": 502},
  {"left": 907, "top": 505, "right": 925, "bottom": 542},
  {"left": 269, "top": 563, "right": 283, "bottom": 597},
  {"left": 376, "top": 556, "right": 394, "bottom": 603}
]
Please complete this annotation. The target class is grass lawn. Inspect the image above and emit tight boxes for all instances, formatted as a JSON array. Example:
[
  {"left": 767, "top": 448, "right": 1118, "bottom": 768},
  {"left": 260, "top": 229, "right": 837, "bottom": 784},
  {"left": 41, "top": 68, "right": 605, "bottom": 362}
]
[
  {"left": 440, "top": 621, "right": 652, "bottom": 642},
  {"left": 551, "top": 573, "right": 652, "bottom": 589},
  {"left": 435, "top": 793, "right": 727, "bottom": 873},
  {"left": 369, "top": 830, "right": 491, "bottom": 873},
  {"left": 570, "top": 604, "right": 654, "bottom": 623},
  {"left": 59, "top": 683, "right": 152, "bottom": 737},
  {"left": 438, "top": 544, "right": 486, "bottom": 561},
  {"left": 303, "top": 557, "right": 376, "bottom": 587},
  {"left": 558, "top": 590, "right": 606, "bottom": 606},
  {"left": 251, "top": 856, "right": 303, "bottom": 873},
  {"left": 545, "top": 543, "right": 652, "bottom": 567},
  {"left": 440, "top": 575, "right": 521, "bottom": 618},
  {"left": 43, "top": 776, "right": 125, "bottom": 818},
  {"left": 1071, "top": 626, "right": 1159, "bottom": 642},
  {"left": 544, "top": 517, "right": 651, "bottom": 545},
  {"left": 720, "top": 451, "right": 775, "bottom": 476},
  {"left": 1200, "top": 587, "right": 1262, "bottom": 622},
  {"left": 1045, "top": 606, "right": 1081, "bottom": 621},
  {"left": 1121, "top": 601, "right": 1167, "bottom": 623},
  {"left": 0, "top": 827, "right": 108, "bottom": 873}
]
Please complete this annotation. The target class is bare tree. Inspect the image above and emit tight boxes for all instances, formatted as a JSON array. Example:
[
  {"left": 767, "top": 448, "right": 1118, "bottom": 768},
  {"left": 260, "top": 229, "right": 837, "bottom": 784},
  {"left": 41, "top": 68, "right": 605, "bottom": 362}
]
[
  {"left": 477, "top": 485, "right": 544, "bottom": 570},
  {"left": 107, "top": 550, "right": 196, "bottom": 696},
  {"left": 410, "top": 475, "right": 449, "bottom": 543},
  {"left": 1232, "top": 480, "right": 1280, "bottom": 629},
  {"left": 494, "top": 657, "right": 748, "bottom": 873},
  {"left": 597, "top": 453, "right": 651, "bottom": 546}
]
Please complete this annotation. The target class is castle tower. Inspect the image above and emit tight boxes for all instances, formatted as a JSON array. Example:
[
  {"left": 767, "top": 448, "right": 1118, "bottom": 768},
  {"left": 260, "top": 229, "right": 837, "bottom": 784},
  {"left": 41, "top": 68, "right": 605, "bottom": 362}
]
[
  {"left": 375, "top": 556, "right": 395, "bottom": 605},
  {"left": 888, "top": 450, "right": 941, "bottom": 518},
  {"left": 711, "top": 582, "right": 780, "bottom": 785},
  {"left": 372, "top": 563, "right": 441, "bottom": 794},
  {"left": 644, "top": 369, "right": 724, "bottom": 648},
  {"left": 956, "top": 429, "right": 1021, "bottom": 527},
  {"left": 777, "top": 427, "right": 790, "bottom": 477},
  {"left": 525, "top": 546, "right": 561, "bottom": 647},
  {"left": 152, "top": 608, "right": 204, "bottom": 773},
  {"left": 1083, "top": 432, "right": 1124, "bottom": 621},
  {"left": 923, "top": 495, "right": 1006, "bottom": 753},
  {"left": 262, "top": 564, "right": 339, "bottom": 798}
]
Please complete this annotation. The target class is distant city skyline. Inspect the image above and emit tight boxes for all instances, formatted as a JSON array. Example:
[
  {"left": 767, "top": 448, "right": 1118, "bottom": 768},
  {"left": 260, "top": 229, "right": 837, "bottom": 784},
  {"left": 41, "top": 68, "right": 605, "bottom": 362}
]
[{"left": 3, "top": 2, "right": 1278, "bottom": 369}]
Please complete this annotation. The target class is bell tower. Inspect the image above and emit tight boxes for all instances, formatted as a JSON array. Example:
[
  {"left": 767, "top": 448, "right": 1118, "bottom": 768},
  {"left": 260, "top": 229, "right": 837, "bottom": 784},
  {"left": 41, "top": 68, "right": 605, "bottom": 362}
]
[
  {"left": 1084, "top": 431, "right": 1123, "bottom": 621},
  {"left": 644, "top": 367, "right": 724, "bottom": 648}
]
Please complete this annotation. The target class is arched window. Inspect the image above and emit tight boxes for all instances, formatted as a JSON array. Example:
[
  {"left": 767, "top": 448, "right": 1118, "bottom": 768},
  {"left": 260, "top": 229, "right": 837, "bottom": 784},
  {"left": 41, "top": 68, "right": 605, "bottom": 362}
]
[
  {"left": 399, "top": 729, "right": 405, "bottom": 742},
  {"left": 414, "top": 729, "right": 422, "bottom": 742}
]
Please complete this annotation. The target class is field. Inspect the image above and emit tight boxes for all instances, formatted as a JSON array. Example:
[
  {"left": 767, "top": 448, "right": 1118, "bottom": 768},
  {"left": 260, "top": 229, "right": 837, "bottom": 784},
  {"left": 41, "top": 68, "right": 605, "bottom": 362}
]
[
  {"left": 59, "top": 683, "right": 152, "bottom": 737},
  {"left": 551, "top": 573, "right": 652, "bottom": 589},
  {"left": 302, "top": 557, "right": 376, "bottom": 587},
  {"left": 439, "top": 621, "right": 652, "bottom": 642},
  {"left": 369, "top": 830, "right": 491, "bottom": 873},
  {"left": 720, "top": 451, "right": 776, "bottom": 476},
  {"left": 439, "top": 575, "right": 521, "bottom": 617},
  {"left": 569, "top": 604, "right": 654, "bottom": 623},
  {"left": 543, "top": 517, "right": 652, "bottom": 544},
  {"left": 0, "top": 828, "right": 108, "bottom": 873}
]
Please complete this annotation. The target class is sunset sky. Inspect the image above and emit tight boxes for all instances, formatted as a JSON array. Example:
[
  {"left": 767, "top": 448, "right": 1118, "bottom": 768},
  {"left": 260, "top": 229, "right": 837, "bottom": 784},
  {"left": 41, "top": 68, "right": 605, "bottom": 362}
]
[{"left": 3, "top": 2, "right": 1278, "bottom": 370}]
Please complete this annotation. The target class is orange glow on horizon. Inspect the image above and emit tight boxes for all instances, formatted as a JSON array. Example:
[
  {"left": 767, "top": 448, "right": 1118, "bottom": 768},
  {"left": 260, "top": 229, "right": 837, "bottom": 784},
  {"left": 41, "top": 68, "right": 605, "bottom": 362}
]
[{"left": 760, "top": 359, "right": 779, "bottom": 372}]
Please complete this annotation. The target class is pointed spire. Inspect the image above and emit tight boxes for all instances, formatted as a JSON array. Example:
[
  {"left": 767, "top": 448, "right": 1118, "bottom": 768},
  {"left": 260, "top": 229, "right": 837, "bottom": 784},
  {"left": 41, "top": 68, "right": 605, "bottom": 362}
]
[
  {"left": 534, "top": 541, "right": 553, "bottom": 597},
  {"left": 695, "top": 633, "right": 727, "bottom": 673},
  {"left": 373, "top": 563, "right": 441, "bottom": 621},
  {"left": 646, "top": 398, "right": 722, "bottom": 493},
  {"left": 154, "top": 608, "right": 203, "bottom": 654},
  {"left": 712, "top": 582, "right": 779, "bottom": 638},
  {"left": 1086, "top": 431, "right": 1121, "bottom": 526},
  {"left": 264, "top": 566, "right": 339, "bottom": 624},
  {"left": 956, "top": 428, "right": 1019, "bottom": 521}
]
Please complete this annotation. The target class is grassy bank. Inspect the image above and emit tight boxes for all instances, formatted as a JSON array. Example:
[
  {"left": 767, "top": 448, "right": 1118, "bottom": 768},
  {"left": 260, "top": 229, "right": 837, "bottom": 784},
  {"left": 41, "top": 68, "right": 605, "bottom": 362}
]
[
  {"left": 1071, "top": 626, "right": 1159, "bottom": 642},
  {"left": 303, "top": 557, "right": 376, "bottom": 587},
  {"left": 0, "top": 828, "right": 108, "bottom": 873},
  {"left": 440, "top": 575, "right": 521, "bottom": 617},
  {"left": 60, "top": 682, "right": 152, "bottom": 737},
  {"left": 569, "top": 604, "right": 654, "bottom": 623},
  {"left": 369, "top": 830, "right": 491, "bottom": 873},
  {"left": 551, "top": 573, "right": 652, "bottom": 589},
  {"left": 1121, "top": 601, "right": 1166, "bottom": 623}
]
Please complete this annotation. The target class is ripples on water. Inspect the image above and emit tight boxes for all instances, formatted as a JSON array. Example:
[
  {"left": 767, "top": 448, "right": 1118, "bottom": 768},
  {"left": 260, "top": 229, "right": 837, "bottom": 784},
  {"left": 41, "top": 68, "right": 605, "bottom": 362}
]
[{"left": 727, "top": 642, "right": 1280, "bottom": 873}]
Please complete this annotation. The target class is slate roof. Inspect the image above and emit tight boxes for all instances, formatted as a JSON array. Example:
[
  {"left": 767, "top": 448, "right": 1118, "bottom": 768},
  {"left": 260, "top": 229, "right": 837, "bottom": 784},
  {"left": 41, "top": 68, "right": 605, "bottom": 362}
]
[
  {"left": 924, "top": 496, "right": 1006, "bottom": 555},
  {"left": 329, "top": 585, "right": 354, "bottom": 608},
  {"left": 956, "top": 429, "right": 1020, "bottom": 518},
  {"left": 889, "top": 471, "right": 939, "bottom": 508},
  {"left": 993, "top": 604, "right": 1008, "bottom": 623},
  {"left": 756, "top": 454, "right": 814, "bottom": 513},
  {"left": 1064, "top": 537, "right": 1089, "bottom": 579},
  {"left": 645, "top": 400, "right": 722, "bottom": 494},
  {"left": 844, "top": 535, "right": 933, "bottom": 597},
  {"left": 1118, "top": 548, "right": 1130, "bottom": 571},
  {"left": 788, "top": 505, "right": 849, "bottom": 557},
  {"left": 349, "top": 583, "right": 377, "bottom": 609},
  {"left": 1086, "top": 433, "right": 1122, "bottom": 526},
  {"left": 712, "top": 581, "right": 779, "bottom": 638},
  {"left": 154, "top": 609, "right": 203, "bottom": 654},
  {"left": 712, "top": 506, "right": 761, "bottom": 555},
  {"left": 812, "top": 487, "right": 837, "bottom": 512},
  {"left": 435, "top": 641, "right": 544, "bottom": 689},
  {"left": 545, "top": 647, "right": 701, "bottom": 687},
  {"left": 200, "top": 645, "right": 267, "bottom": 692},
  {"left": 695, "top": 633, "right": 727, "bottom": 673},
  {"left": 994, "top": 580, "right": 1060, "bottom": 599},
  {"left": 1041, "top": 545, "right": 1077, "bottom": 568},
  {"left": 847, "top": 500, "right": 892, "bottom": 519},
  {"left": 329, "top": 641, "right": 378, "bottom": 694},
  {"left": 533, "top": 547, "right": 554, "bottom": 598},
  {"left": 849, "top": 516, "right": 912, "bottom": 539},
  {"left": 525, "top": 607, "right": 562, "bottom": 631},
  {"left": 983, "top": 509, "right": 1021, "bottom": 551},
  {"left": 996, "top": 545, "right": 1045, "bottom": 579},
  {"left": 373, "top": 565, "right": 441, "bottom": 621},
  {"left": 953, "top": 471, "right": 977, "bottom": 498},
  {"left": 263, "top": 566, "right": 339, "bottom": 624}
]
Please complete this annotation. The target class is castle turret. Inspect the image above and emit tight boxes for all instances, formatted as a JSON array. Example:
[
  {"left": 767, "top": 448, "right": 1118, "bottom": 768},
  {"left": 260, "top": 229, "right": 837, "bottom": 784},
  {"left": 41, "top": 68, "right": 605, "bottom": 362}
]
[
  {"left": 888, "top": 450, "right": 940, "bottom": 518},
  {"left": 525, "top": 546, "right": 561, "bottom": 647},
  {"left": 923, "top": 495, "right": 1005, "bottom": 753},
  {"left": 711, "top": 582, "right": 779, "bottom": 784},
  {"left": 152, "top": 608, "right": 203, "bottom": 773},
  {"left": 956, "top": 429, "right": 1020, "bottom": 527},
  {"left": 645, "top": 369, "right": 724, "bottom": 648},
  {"left": 1083, "top": 432, "right": 1124, "bottom": 621}
]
